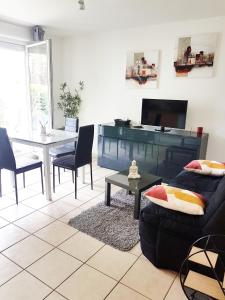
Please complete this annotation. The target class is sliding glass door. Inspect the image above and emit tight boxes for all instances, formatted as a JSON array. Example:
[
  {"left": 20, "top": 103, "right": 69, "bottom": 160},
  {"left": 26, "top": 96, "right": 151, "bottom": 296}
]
[
  {"left": 0, "top": 42, "right": 28, "bottom": 133},
  {"left": 26, "top": 40, "right": 53, "bottom": 132},
  {"left": 0, "top": 39, "right": 53, "bottom": 135}
]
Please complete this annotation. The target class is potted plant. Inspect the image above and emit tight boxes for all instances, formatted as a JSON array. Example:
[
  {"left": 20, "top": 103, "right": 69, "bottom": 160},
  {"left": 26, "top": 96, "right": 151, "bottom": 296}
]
[{"left": 58, "top": 81, "right": 84, "bottom": 131}]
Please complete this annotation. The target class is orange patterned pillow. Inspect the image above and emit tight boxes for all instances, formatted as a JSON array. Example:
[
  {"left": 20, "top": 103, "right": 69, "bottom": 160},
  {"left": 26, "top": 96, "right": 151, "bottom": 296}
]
[
  {"left": 144, "top": 185, "right": 206, "bottom": 215},
  {"left": 184, "top": 160, "right": 225, "bottom": 176}
]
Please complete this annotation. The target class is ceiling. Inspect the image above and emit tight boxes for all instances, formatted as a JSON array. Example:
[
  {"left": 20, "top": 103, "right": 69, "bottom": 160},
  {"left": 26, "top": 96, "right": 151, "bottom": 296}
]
[{"left": 0, "top": 0, "right": 225, "bottom": 36}]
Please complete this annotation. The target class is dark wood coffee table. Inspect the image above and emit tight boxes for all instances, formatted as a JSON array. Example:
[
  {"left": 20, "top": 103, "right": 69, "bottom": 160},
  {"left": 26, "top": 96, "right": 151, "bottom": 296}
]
[{"left": 105, "top": 170, "right": 162, "bottom": 219}]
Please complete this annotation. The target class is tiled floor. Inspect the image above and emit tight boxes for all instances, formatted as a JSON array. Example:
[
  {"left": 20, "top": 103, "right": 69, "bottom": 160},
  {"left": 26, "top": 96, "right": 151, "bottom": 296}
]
[{"left": 0, "top": 160, "right": 184, "bottom": 300}]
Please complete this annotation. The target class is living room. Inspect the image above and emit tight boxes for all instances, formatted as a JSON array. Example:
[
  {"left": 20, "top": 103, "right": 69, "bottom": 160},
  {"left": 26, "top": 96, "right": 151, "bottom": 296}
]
[{"left": 0, "top": 1, "right": 225, "bottom": 299}]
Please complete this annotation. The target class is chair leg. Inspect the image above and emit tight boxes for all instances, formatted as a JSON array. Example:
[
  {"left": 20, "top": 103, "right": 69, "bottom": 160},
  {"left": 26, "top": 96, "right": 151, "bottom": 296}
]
[
  {"left": 58, "top": 167, "right": 61, "bottom": 184},
  {"left": 72, "top": 171, "right": 74, "bottom": 183},
  {"left": 0, "top": 169, "right": 2, "bottom": 198},
  {"left": 40, "top": 166, "right": 44, "bottom": 194},
  {"left": 14, "top": 173, "right": 18, "bottom": 205},
  {"left": 90, "top": 163, "right": 93, "bottom": 190},
  {"left": 23, "top": 173, "right": 25, "bottom": 188},
  {"left": 74, "top": 169, "right": 77, "bottom": 199},
  {"left": 53, "top": 165, "right": 56, "bottom": 193}
]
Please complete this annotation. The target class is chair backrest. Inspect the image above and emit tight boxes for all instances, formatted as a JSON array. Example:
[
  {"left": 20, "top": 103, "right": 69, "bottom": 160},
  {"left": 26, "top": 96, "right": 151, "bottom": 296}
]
[
  {"left": 0, "top": 128, "right": 16, "bottom": 171},
  {"left": 75, "top": 125, "right": 94, "bottom": 168}
]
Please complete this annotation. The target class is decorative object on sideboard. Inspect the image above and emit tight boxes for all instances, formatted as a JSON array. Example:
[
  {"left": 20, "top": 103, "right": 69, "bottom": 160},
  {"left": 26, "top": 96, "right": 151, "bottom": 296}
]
[
  {"left": 128, "top": 160, "right": 141, "bottom": 179},
  {"left": 114, "top": 118, "right": 131, "bottom": 127},
  {"left": 58, "top": 81, "right": 84, "bottom": 129},
  {"left": 197, "top": 126, "right": 203, "bottom": 136},
  {"left": 126, "top": 50, "right": 159, "bottom": 89},
  {"left": 174, "top": 33, "right": 218, "bottom": 78},
  {"left": 32, "top": 26, "right": 45, "bottom": 41}
]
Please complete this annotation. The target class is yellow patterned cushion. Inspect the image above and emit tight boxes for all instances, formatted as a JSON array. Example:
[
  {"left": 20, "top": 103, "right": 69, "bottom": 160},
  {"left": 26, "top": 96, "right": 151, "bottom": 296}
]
[
  {"left": 184, "top": 160, "right": 225, "bottom": 176},
  {"left": 144, "top": 185, "right": 206, "bottom": 215}
]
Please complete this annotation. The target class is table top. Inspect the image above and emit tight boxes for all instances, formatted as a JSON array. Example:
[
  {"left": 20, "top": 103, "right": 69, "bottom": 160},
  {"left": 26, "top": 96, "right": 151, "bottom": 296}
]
[
  {"left": 9, "top": 129, "right": 78, "bottom": 146},
  {"left": 105, "top": 170, "right": 162, "bottom": 192}
]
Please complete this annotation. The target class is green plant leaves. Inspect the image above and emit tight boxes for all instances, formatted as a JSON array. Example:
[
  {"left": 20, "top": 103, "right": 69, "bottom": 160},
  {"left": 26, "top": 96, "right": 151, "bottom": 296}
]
[{"left": 58, "top": 81, "right": 84, "bottom": 118}]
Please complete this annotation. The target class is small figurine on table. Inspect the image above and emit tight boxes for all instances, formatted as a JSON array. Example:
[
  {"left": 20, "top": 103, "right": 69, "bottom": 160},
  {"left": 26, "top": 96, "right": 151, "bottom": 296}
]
[{"left": 128, "top": 160, "right": 141, "bottom": 179}]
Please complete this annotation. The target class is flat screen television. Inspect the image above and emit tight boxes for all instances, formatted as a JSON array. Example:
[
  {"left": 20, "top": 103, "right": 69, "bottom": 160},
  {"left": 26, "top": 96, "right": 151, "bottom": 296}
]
[{"left": 141, "top": 99, "right": 188, "bottom": 131}]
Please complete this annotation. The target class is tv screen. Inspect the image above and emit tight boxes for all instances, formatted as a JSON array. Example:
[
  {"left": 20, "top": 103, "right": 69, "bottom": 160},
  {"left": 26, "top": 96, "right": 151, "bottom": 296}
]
[{"left": 141, "top": 99, "right": 188, "bottom": 129}]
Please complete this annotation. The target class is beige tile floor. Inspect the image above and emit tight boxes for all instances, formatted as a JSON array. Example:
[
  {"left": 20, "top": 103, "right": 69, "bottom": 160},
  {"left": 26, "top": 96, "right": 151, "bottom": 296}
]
[{"left": 0, "top": 160, "right": 184, "bottom": 300}]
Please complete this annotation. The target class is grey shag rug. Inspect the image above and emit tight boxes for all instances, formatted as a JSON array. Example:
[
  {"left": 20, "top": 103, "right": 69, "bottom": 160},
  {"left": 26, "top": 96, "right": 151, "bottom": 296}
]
[{"left": 68, "top": 189, "right": 148, "bottom": 251}]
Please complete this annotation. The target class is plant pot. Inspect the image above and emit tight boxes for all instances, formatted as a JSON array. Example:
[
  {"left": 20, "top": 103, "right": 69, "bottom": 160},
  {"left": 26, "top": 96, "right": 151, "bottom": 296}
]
[{"left": 65, "top": 117, "right": 79, "bottom": 132}]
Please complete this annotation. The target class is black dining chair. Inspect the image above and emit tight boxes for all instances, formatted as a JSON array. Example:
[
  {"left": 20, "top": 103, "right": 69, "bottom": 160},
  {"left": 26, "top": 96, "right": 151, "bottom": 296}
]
[
  {"left": 49, "top": 118, "right": 79, "bottom": 159},
  {"left": 0, "top": 128, "right": 44, "bottom": 204},
  {"left": 52, "top": 124, "right": 94, "bottom": 199},
  {"left": 50, "top": 118, "right": 79, "bottom": 184}
]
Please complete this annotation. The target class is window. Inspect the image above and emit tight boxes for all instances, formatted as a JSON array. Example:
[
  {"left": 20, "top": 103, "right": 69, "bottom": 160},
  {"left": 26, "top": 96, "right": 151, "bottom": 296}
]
[
  {"left": 26, "top": 40, "right": 53, "bottom": 131},
  {"left": 0, "top": 42, "right": 28, "bottom": 133},
  {"left": 0, "top": 40, "right": 53, "bottom": 135}
]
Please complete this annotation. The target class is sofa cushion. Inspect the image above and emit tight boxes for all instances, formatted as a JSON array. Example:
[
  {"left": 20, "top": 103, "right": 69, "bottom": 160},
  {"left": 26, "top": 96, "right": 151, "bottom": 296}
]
[
  {"left": 170, "top": 171, "right": 225, "bottom": 221},
  {"left": 144, "top": 185, "right": 206, "bottom": 215},
  {"left": 213, "top": 175, "right": 225, "bottom": 204},
  {"left": 141, "top": 170, "right": 223, "bottom": 228},
  {"left": 184, "top": 160, "right": 225, "bottom": 176},
  {"left": 169, "top": 170, "right": 221, "bottom": 196},
  {"left": 141, "top": 202, "right": 203, "bottom": 230}
]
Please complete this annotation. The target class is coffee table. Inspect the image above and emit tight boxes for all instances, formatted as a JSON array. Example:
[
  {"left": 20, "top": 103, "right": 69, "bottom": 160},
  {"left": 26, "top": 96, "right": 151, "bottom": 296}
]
[{"left": 105, "top": 170, "right": 162, "bottom": 219}]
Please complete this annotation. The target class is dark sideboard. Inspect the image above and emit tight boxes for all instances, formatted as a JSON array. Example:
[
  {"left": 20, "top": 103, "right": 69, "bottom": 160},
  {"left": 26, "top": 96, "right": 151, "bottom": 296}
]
[{"left": 98, "top": 123, "right": 209, "bottom": 182}]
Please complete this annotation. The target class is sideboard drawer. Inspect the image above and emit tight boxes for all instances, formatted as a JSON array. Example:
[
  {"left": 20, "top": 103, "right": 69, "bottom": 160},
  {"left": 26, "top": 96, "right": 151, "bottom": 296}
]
[
  {"left": 123, "top": 128, "right": 155, "bottom": 143},
  {"left": 99, "top": 125, "right": 120, "bottom": 138},
  {"left": 183, "top": 137, "right": 201, "bottom": 148},
  {"left": 157, "top": 134, "right": 183, "bottom": 147}
]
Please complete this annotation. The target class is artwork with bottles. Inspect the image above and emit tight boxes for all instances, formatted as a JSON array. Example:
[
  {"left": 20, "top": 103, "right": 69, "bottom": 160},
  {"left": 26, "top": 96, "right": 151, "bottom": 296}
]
[
  {"left": 125, "top": 50, "right": 159, "bottom": 88},
  {"left": 174, "top": 33, "right": 218, "bottom": 78}
]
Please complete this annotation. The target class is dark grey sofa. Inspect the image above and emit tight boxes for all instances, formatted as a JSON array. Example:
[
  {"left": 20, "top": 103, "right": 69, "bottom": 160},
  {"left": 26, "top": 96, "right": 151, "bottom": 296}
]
[{"left": 139, "top": 170, "right": 225, "bottom": 271}]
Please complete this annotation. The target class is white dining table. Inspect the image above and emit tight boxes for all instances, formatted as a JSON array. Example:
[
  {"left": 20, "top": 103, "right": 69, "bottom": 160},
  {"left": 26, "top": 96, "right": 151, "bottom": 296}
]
[{"left": 10, "top": 129, "right": 83, "bottom": 201}]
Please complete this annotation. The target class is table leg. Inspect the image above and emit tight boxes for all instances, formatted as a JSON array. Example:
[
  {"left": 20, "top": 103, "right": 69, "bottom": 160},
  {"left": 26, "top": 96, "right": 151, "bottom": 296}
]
[
  {"left": 82, "top": 166, "right": 85, "bottom": 184},
  {"left": 10, "top": 171, "right": 15, "bottom": 188},
  {"left": 105, "top": 182, "right": 111, "bottom": 206},
  {"left": 43, "top": 146, "right": 52, "bottom": 201},
  {"left": 134, "top": 191, "right": 141, "bottom": 219}
]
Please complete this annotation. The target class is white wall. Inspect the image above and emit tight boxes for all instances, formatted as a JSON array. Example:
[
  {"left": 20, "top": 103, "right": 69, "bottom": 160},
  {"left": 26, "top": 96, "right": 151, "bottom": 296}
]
[
  {"left": 61, "top": 16, "right": 225, "bottom": 159},
  {"left": 0, "top": 20, "right": 32, "bottom": 41}
]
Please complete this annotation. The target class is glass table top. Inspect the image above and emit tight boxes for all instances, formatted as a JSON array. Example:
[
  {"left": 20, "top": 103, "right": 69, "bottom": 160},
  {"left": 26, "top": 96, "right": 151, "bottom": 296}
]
[{"left": 9, "top": 129, "right": 78, "bottom": 146}]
